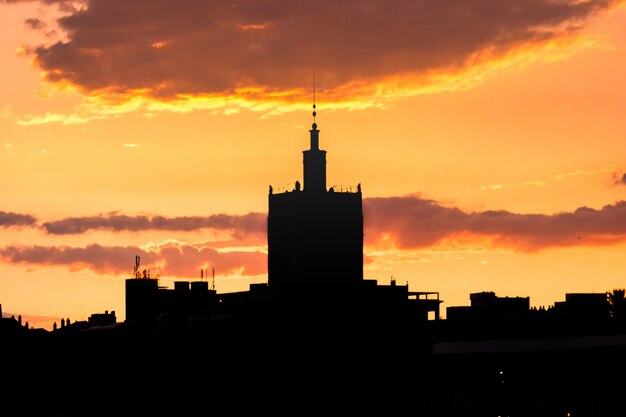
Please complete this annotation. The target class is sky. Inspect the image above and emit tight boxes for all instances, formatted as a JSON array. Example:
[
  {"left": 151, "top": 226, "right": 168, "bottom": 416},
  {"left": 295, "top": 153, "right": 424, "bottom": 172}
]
[{"left": 1, "top": 0, "right": 625, "bottom": 330}]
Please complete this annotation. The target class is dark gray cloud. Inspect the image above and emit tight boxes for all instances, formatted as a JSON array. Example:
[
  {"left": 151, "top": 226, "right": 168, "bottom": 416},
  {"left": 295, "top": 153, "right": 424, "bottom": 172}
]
[
  {"left": 363, "top": 196, "right": 626, "bottom": 251},
  {"left": 0, "top": 211, "right": 37, "bottom": 227},
  {"left": 9, "top": 0, "right": 618, "bottom": 101},
  {"left": 0, "top": 242, "right": 266, "bottom": 277},
  {"left": 42, "top": 212, "right": 266, "bottom": 237}
]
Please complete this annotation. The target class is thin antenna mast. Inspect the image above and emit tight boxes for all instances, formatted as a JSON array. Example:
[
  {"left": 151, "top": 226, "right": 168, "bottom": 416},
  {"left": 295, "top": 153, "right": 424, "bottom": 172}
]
[
  {"left": 312, "top": 74, "right": 316, "bottom": 123},
  {"left": 211, "top": 268, "right": 216, "bottom": 291},
  {"left": 133, "top": 255, "right": 141, "bottom": 278}
]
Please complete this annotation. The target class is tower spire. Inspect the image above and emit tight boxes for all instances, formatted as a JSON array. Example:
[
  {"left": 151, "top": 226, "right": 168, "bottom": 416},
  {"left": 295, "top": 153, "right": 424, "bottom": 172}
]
[
  {"left": 309, "top": 75, "right": 319, "bottom": 150},
  {"left": 312, "top": 74, "right": 317, "bottom": 126},
  {"left": 303, "top": 76, "right": 326, "bottom": 192}
]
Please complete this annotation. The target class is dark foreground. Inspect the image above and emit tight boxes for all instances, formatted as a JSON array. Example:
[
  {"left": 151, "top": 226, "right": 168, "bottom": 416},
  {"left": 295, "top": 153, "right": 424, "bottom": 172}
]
[{"left": 3, "top": 316, "right": 626, "bottom": 417}]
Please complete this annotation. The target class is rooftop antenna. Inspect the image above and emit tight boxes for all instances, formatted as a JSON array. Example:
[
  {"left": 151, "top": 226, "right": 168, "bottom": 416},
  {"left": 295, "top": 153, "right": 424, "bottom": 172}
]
[
  {"left": 133, "top": 255, "right": 141, "bottom": 278},
  {"left": 211, "top": 267, "right": 216, "bottom": 291},
  {"left": 201, "top": 269, "right": 204, "bottom": 281}
]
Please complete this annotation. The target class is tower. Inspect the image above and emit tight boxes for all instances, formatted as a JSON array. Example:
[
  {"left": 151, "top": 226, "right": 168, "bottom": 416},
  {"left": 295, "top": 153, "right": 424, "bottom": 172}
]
[
  {"left": 302, "top": 105, "right": 326, "bottom": 193},
  {"left": 267, "top": 104, "right": 363, "bottom": 288}
]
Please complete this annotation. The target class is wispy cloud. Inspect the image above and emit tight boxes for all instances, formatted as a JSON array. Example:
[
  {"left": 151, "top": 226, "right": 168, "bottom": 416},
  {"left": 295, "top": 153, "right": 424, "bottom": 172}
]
[
  {"left": 0, "top": 211, "right": 37, "bottom": 227},
  {"left": 15, "top": 112, "right": 90, "bottom": 125},
  {"left": 481, "top": 167, "right": 617, "bottom": 191},
  {"left": 6, "top": 194, "right": 626, "bottom": 264},
  {"left": 363, "top": 196, "right": 626, "bottom": 252},
  {"left": 0, "top": 241, "right": 267, "bottom": 277},
  {"left": 41, "top": 212, "right": 266, "bottom": 238}
]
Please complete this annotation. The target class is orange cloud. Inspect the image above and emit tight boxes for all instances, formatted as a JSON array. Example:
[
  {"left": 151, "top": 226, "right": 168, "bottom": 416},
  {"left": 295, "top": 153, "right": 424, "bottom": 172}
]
[
  {"left": 237, "top": 23, "right": 270, "bottom": 31},
  {"left": 0, "top": 211, "right": 37, "bottom": 227},
  {"left": 41, "top": 212, "right": 266, "bottom": 237},
  {"left": 363, "top": 196, "right": 626, "bottom": 252},
  {"left": 0, "top": 242, "right": 266, "bottom": 277},
  {"left": 13, "top": 0, "right": 620, "bottom": 106},
  {"left": 0, "top": 244, "right": 149, "bottom": 274},
  {"left": 7, "top": 190, "right": 626, "bottom": 253},
  {"left": 19, "top": 195, "right": 626, "bottom": 253},
  {"left": 150, "top": 41, "right": 167, "bottom": 49}
]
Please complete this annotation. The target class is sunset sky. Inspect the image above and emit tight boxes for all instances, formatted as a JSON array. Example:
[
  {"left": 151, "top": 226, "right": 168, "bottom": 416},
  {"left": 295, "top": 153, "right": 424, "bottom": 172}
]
[{"left": 1, "top": 0, "right": 625, "bottom": 330}]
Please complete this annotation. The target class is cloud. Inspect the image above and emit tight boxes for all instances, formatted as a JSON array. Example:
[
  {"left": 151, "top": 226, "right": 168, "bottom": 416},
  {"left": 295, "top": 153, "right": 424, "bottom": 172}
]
[
  {"left": 0, "top": 211, "right": 37, "bottom": 227},
  {"left": 33, "top": 196, "right": 626, "bottom": 253},
  {"left": 153, "top": 240, "right": 267, "bottom": 277},
  {"left": 612, "top": 172, "right": 626, "bottom": 186},
  {"left": 1, "top": 0, "right": 82, "bottom": 13},
  {"left": 14, "top": 0, "right": 619, "bottom": 108},
  {"left": 15, "top": 112, "right": 90, "bottom": 125},
  {"left": 0, "top": 243, "right": 148, "bottom": 274},
  {"left": 363, "top": 196, "right": 626, "bottom": 251},
  {"left": 481, "top": 167, "right": 616, "bottom": 191},
  {"left": 0, "top": 241, "right": 267, "bottom": 277},
  {"left": 2, "top": 196, "right": 626, "bottom": 280},
  {"left": 41, "top": 212, "right": 267, "bottom": 237},
  {"left": 24, "top": 17, "right": 46, "bottom": 30}
]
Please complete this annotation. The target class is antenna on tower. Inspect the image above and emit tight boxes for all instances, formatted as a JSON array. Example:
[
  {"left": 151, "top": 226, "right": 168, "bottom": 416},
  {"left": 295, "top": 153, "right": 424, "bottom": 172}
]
[
  {"left": 201, "top": 269, "right": 204, "bottom": 281},
  {"left": 312, "top": 73, "right": 317, "bottom": 124},
  {"left": 133, "top": 255, "right": 141, "bottom": 278},
  {"left": 211, "top": 268, "right": 216, "bottom": 291}
]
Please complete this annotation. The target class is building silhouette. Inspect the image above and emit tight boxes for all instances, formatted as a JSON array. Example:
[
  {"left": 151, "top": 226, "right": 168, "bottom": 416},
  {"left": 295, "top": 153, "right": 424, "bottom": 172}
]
[
  {"left": 124, "top": 106, "right": 441, "bottom": 326},
  {"left": 553, "top": 292, "right": 610, "bottom": 322},
  {"left": 268, "top": 109, "right": 363, "bottom": 287},
  {"left": 446, "top": 291, "right": 530, "bottom": 321}
]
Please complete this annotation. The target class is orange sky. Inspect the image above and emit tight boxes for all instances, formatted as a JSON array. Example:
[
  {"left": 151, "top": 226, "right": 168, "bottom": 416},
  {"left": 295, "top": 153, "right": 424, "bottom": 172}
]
[{"left": 1, "top": 0, "right": 625, "bottom": 330}]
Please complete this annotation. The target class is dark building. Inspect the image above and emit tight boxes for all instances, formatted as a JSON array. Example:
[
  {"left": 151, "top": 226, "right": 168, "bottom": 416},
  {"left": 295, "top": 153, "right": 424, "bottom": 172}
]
[
  {"left": 125, "top": 266, "right": 219, "bottom": 323},
  {"left": 267, "top": 109, "right": 363, "bottom": 288},
  {"left": 446, "top": 291, "right": 530, "bottom": 321},
  {"left": 87, "top": 310, "right": 116, "bottom": 326},
  {"left": 552, "top": 292, "right": 609, "bottom": 322},
  {"left": 125, "top": 264, "right": 160, "bottom": 322},
  {"left": 0, "top": 304, "right": 31, "bottom": 337}
]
